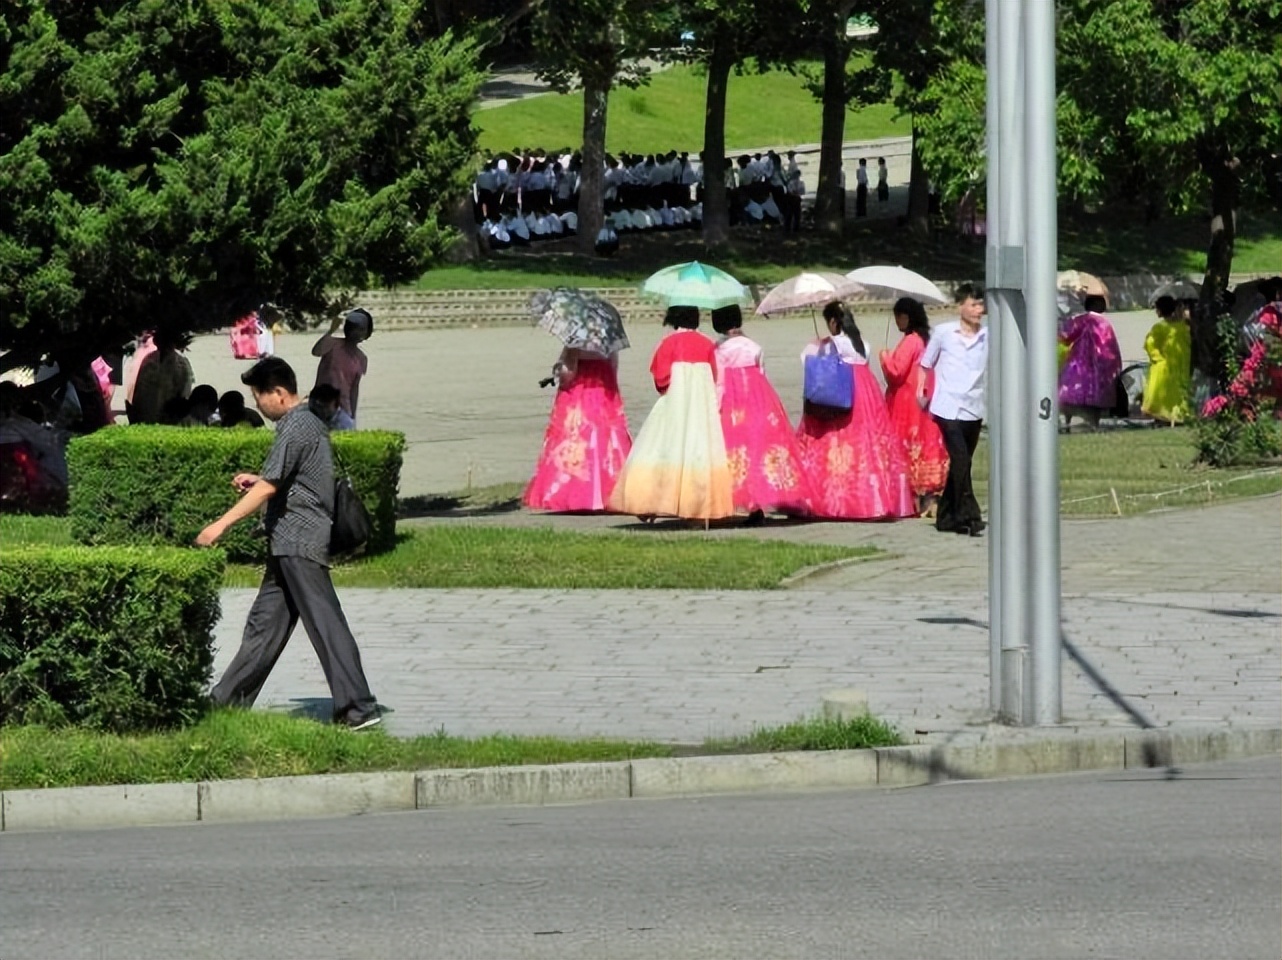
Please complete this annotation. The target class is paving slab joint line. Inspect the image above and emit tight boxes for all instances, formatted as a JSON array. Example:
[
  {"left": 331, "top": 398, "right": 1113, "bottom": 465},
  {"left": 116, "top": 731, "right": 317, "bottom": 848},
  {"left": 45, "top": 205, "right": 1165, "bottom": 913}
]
[
  {"left": 778, "top": 551, "right": 895, "bottom": 588},
  {"left": 1, "top": 726, "right": 1277, "bottom": 832}
]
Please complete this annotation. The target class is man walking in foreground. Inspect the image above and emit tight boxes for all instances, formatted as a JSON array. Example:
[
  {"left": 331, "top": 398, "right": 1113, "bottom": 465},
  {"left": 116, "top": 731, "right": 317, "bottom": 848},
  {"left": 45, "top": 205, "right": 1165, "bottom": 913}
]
[
  {"left": 917, "top": 282, "right": 989, "bottom": 537},
  {"left": 196, "top": 357, "right": 381, "bottom": 730}
]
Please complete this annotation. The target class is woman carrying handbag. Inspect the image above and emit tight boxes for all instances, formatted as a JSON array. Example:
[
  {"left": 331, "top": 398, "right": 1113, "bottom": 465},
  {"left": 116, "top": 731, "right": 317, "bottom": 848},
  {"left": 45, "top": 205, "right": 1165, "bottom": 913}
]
[{"left": 795, "top": 302, "right": 915, "bottom": 521}]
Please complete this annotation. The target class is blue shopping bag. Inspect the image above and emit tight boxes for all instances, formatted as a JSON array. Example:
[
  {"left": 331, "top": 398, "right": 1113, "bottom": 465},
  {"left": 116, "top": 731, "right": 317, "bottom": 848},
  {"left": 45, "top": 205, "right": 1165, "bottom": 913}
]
[{"left": 803, "top": 341, "right": 854, "bottom": 415}]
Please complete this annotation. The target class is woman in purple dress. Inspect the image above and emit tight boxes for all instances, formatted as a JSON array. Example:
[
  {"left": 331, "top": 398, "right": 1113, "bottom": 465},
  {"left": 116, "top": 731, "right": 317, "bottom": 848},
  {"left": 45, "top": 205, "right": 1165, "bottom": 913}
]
[{"left": 1058, "top": 294, "right": 1122, "bottom": 431}]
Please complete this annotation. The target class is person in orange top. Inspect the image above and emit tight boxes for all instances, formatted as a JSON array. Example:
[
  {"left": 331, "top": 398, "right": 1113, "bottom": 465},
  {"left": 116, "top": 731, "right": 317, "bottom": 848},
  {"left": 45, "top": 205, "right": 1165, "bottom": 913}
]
[{"left": 879, "top": 297, "right": 949, "bottom": 517}]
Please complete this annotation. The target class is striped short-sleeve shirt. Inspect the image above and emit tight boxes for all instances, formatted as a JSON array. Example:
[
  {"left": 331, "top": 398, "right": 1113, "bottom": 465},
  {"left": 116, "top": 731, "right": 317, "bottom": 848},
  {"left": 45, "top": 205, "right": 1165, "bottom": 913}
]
[{"left": 261, "top": 405, "right": 334, "bottom": 565}]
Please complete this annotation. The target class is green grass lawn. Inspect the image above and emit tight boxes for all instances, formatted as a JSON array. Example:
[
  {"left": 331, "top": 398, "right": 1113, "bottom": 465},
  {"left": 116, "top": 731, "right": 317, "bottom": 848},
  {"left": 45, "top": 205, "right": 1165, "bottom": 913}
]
[
  {"left": 0, "top": 709, "right": 902, "bottom": 789},
  {"left": 416, "top": 207, "right": 1281, "bottom": 291},
  {"left": 2, "top": 431, "right": 1274, "bottom": 583},
  {"left": 973, "top": 427, "right": 1281, "bottom": 517},
  {"left": 0, "top": 516, "right": 876, "bottom": 589},
  {"left": 477, "top": 61, "right": 909, "bottom": 155},
  {"left": 230, "top": 529, "right": 878, "bottom": 589}
]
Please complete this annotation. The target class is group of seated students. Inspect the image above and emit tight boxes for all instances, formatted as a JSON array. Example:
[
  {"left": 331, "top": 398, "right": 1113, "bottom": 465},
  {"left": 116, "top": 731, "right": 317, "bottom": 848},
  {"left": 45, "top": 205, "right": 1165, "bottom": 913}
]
[
  {"left": 475, "top": 146, "right": 810, "bottom": 252},
  {"left": 160, "top": 384, "right": 264, "bottom": 429}
]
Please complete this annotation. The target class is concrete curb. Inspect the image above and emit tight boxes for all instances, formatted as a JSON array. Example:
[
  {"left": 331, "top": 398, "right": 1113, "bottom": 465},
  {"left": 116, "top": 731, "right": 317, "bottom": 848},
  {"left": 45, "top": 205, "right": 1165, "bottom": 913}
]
[{"left": 2, "top": 725, "right": 1277, "bottom": 833}]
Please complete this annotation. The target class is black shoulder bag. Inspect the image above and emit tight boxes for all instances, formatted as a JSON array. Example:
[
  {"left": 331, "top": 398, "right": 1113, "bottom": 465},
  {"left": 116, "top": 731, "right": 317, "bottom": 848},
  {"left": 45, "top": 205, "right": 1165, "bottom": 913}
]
[{"left": 330, "top": 442, "right": 372, "bottom": 555}]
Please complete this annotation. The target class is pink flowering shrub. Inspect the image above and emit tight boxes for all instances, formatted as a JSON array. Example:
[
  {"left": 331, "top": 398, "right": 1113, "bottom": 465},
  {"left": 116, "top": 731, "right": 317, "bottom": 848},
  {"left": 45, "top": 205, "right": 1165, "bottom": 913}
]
[{"left": 1194, "top": 302, "right": 1282, "bottom": 466}]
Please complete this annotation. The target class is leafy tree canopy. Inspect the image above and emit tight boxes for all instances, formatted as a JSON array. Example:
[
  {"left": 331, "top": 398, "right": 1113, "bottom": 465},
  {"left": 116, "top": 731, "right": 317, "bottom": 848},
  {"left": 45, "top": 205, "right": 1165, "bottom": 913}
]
[
  {"left": 0, "top": 0, "right": 484, "bottom": 366},
  {"left": 909, "top": 0, "right": 1282, "bottom": 213}
]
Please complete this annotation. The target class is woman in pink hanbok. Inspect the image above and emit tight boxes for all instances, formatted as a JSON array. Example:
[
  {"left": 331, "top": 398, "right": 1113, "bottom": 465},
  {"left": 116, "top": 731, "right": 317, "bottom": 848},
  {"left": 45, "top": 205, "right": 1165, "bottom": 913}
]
[
  {"left": 711, "top": 305, "right": 814, "bottom": 522},
  {"left": 523, "top": 344, "right": 633, "bottom": 512},
  {"left": 1058, "top": 294, "right": 1122, "bottom": 430},
  {"left": 796, "top": 302, "right": 915, "bottom": 521}
]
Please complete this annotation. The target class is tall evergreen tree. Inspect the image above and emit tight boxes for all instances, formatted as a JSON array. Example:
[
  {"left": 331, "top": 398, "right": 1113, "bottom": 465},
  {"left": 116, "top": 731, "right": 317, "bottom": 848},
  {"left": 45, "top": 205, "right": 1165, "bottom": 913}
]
[{"left": 0, "top": 0, "right": 483, "bottom": 367}]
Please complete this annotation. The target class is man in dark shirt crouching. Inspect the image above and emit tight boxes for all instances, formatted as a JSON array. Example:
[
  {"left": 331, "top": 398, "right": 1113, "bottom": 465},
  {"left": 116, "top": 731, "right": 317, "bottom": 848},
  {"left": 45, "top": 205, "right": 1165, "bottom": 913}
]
[{"left": 196, "top": 357, "right": 381, "bottom": 730}]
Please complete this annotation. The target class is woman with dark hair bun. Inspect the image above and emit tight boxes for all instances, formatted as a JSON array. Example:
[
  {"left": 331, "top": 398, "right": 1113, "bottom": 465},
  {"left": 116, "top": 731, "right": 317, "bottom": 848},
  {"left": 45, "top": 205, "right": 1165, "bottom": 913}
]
[
  {"left": 608, "top": 305, "right": 734, "bottom": 521},
  {"left": 880, "top": 296, "right": 949, "bottom": 517},
  {"left": 795, "top": 301, "right": 915, "bottom": 520},
  {"left": 711, "top": 304, "right": 814, "bottom": 522}
]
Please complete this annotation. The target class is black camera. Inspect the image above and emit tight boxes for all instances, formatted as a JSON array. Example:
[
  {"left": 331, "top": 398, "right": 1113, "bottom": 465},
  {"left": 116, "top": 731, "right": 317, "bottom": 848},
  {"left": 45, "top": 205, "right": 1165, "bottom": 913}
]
[{"left": 538, "top": 376, "right": 556, "bottom": 389}]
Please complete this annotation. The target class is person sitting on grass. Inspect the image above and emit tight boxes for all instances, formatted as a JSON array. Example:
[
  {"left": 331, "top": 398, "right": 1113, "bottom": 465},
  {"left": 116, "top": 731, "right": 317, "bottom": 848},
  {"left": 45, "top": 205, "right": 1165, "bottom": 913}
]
[
  {"left": 217, "top": 390, "right": 264, "bottom": 428},
  {"left": 179, "top": 384, "right": 220, "bottom": 427},
  {"left": 308, "top": 383, "right": 356, "bottom": 431}
]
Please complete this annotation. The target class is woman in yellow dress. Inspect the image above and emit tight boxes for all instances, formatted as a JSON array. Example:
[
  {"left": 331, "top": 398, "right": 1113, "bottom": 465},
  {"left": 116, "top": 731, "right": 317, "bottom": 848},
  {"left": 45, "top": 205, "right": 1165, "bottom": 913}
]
[{"left": 1141, "top": 296, "right": 1192, "bottom": 424}]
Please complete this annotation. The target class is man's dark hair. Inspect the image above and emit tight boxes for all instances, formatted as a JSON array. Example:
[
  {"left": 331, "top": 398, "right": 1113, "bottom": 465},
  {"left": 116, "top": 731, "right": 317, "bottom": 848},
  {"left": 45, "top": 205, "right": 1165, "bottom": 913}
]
[
  {"left": 1154, "top": 295, "right": 1177, "bottom": 318},
  {"left": 344, "top": 308, "right": 373, "bottom": 341},
  {"left": 1083, "top": 294, "right": 1108, "bottom": 313},
  {"left": 955, "top": 282, "right": 985, "bottom": 303},
  {"left": 310, "top": 383, "right": 341, "bottom": 405},
  {"left": 663, "top": 305, "right": 700, "bottom": 330},
  {"left": 189, "top": 383, "right": 219, "bottom": 408},
  {"left": 218, "top": 390, "right": 246, "bottom": 415},
  {"left": 241, "top": 356, "right": 297, "bottom": 395}
]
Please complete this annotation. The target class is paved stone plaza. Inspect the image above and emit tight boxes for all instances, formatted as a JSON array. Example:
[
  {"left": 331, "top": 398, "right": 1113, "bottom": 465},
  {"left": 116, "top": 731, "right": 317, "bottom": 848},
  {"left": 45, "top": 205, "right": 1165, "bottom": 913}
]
[
  {"left": 198, "top": 318, "right": 1280, "bottom": 743},
  {"left": 186, "top": 309, "right": 1163, "bottom": 498}
]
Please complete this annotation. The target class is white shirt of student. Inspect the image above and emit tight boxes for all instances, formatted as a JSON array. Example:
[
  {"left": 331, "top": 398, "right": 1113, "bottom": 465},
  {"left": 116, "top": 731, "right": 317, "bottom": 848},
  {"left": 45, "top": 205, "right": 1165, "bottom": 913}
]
[
  {"left": 856, "top": 165, "right": 869, "bottom": 186},
  {"left": 475, "top": 168, "right": 498, "bottom": 191},
  {"left": 560, "top": 211, "right": 579, "bottom": 230},
  {"left": 680, "top": 162, "right": 699, "bottom": 185},
  {"left": 919, "top": 320, "right": 989, "bottom": 420}
]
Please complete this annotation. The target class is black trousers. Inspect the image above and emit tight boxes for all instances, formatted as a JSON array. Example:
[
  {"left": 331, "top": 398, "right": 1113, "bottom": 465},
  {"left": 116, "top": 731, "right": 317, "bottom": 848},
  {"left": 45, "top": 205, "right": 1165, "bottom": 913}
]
[
  {"left": 855, "top": 183, "right": 868, "bottom": 216},
  {"left": 782, "top": 194, "right": 802, "bottom": 234},
  {"left": 212, "top": 555, "right": 377, "bottom": 722},
  {"left": 933, "top": 416, "right": 984, "bottom": 532}
]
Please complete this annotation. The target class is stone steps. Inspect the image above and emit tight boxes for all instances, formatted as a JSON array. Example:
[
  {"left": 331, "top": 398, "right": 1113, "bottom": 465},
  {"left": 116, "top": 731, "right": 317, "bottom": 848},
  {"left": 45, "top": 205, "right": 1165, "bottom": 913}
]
[
  {"left": 354, "top": 287, "right": 669, "bottom": 329},
  {"left": 347, "top": 272, "right": 1268, "bottom": 331}
]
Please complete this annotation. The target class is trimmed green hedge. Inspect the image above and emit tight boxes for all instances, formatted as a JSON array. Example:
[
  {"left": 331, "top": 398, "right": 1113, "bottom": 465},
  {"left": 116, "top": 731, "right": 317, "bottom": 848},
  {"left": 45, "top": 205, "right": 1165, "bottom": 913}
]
[
  {"left": 66, "top": 426, "right": 403, "bottom": 563},
  {"left": 0, "top": 546, "right": 224, "bottom": 732}
]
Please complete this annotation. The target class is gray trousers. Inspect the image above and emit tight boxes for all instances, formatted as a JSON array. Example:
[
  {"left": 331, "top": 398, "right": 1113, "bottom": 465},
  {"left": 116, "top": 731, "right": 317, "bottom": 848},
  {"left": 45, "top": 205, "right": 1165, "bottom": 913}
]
[{"left": 212, "top": 555, "right": 376, "bottom": 722}]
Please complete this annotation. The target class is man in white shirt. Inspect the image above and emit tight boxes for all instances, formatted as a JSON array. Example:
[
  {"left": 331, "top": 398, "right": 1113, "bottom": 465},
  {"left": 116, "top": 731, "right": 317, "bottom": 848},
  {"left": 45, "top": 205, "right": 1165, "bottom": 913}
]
[
  {"left": 474, "top": 161, "right": 499, "bottom": 220},
  {"left": 918, "top": 283, "right": 989, "bottom": 536},
  {"left": 855, "top": 157, "right": 869, "bottom": 217}
]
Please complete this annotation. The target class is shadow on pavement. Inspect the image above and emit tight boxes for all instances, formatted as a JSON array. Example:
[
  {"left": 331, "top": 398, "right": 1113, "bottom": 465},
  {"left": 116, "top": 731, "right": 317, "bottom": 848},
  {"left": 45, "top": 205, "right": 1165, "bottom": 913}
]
[{"left": 400, "top": 494, "right": 523, "bottom": 518}]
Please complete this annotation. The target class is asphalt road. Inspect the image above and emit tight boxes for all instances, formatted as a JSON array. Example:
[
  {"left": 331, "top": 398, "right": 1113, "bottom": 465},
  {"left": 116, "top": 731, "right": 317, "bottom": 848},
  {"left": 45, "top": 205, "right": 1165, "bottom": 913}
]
[{"left": 2, "top": 757, "right": 1277, "bottom": 960}]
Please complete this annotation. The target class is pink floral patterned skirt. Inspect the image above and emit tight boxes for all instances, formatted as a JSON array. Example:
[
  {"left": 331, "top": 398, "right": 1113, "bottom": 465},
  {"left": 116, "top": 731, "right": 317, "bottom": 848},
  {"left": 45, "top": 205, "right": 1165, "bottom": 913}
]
[
  {"left": 718, "top": 365, "right": 814, "bottom": 515},
  {"left": 523, "top": 359, "right": 632, "bottom": 512},
  {"left": 796, "top": 363, "right": 915, "bottom": 520}
]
